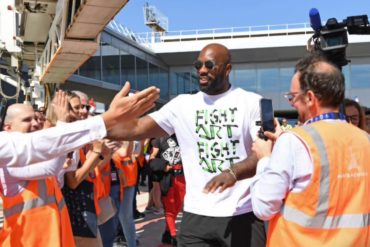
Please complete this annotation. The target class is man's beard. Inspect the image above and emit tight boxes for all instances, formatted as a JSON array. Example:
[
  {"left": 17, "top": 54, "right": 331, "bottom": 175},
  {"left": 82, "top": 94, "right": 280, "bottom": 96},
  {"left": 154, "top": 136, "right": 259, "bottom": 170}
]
[{"left": 199, "top": 75, "right": 227, "bottom": 95}]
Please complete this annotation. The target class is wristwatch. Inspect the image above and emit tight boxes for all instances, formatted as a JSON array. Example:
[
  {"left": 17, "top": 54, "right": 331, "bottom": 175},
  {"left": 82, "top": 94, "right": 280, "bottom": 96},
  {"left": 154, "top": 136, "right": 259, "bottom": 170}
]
[{"left": 91, "top": 150, "right": 105, "bottom": 160}]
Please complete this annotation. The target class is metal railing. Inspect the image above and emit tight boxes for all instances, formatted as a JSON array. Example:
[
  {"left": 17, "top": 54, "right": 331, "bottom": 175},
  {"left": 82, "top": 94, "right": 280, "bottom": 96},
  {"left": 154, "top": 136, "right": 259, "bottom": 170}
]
[
  {"left": 133, "top": 23, "right": 313, "bottom": 44},
  {"left": 107, "top": 20, "right": 147, "bottom": 44},
  {"left": 106, "top": 21, "right": 315, "bottom": 48}
]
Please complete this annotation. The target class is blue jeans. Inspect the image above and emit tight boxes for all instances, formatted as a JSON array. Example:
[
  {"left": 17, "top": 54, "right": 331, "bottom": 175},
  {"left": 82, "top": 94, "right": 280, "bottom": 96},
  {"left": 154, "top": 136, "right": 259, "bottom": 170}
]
[
  {"left": 98, "top": 185, "right": 136, "bottom": 247},
  {"left": 118, "top": 186, "right": 136, "bottom": 247}
]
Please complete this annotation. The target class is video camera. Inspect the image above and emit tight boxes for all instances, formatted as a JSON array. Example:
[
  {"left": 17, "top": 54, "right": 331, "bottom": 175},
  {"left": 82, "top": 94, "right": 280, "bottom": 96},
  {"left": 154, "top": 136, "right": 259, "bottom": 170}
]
[{"left": 308, "top": 8, "right": 370, "bottom": 69}]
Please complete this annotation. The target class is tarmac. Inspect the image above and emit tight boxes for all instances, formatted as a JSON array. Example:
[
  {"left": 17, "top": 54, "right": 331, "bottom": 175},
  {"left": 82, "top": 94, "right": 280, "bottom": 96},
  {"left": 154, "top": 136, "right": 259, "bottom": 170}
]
[{"left": 134, "top": 183, "right": 182, "bottom": 247}]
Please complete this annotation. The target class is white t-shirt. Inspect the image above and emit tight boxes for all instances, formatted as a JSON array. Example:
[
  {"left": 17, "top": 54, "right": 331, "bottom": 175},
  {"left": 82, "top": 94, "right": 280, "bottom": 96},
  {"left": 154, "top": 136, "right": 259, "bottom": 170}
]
[{"left": 149, "top": 86, "right": 261, "bottom": 217}]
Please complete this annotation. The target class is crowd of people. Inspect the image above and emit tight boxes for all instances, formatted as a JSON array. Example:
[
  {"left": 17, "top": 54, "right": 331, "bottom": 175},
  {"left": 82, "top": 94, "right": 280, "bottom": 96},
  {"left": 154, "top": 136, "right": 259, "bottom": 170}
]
[{"left": 0, "top": 42, "right": 369, "bottom": 247}]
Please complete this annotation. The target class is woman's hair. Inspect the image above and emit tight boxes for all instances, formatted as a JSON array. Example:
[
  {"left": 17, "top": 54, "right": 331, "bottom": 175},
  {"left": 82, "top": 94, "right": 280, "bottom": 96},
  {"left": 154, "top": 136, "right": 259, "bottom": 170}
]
[
  {"left": 343, "top": 98, "right": 367, "bottom": 130},
  {"left": 44, "top": 99, "right": 58, "bottom": 127}
]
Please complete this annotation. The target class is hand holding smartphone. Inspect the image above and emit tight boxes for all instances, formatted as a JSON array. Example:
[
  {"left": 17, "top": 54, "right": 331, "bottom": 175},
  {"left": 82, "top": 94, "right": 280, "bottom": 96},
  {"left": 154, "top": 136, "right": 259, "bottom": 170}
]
[{"left": 258, "top": 98, "right": 275, "bottom": 140}]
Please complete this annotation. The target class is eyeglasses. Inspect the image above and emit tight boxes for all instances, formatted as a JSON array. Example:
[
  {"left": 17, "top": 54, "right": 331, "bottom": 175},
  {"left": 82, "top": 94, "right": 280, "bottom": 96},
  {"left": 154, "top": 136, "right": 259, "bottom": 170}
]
[
  {"left": 283, "top": 92, "right": 304, "bottom": 102},
  {"left": 81, "top": 104, "right": 91, "bottom": 111},
  {"left": 193, "top": 60, "right": 218, "bottom": 70}
]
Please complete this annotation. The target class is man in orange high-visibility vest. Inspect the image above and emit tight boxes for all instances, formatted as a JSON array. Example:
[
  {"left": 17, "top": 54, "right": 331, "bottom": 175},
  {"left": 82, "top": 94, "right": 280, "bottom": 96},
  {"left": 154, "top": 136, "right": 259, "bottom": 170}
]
[
  {"left": 251, "top": 53, "right": 370, "bottom": 247},
  {"left": 0, "top": 103, "right": 75, "bottom": 247}
]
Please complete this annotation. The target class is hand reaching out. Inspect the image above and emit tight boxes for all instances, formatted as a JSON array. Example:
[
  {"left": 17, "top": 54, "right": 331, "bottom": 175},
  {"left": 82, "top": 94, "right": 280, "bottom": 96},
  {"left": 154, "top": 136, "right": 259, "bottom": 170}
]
[
  {"left": 103, "top": 81, "right": 160, "bottom": 138},
  {"left": 52, "top": 90, "right": 78, "bottom": 122}
]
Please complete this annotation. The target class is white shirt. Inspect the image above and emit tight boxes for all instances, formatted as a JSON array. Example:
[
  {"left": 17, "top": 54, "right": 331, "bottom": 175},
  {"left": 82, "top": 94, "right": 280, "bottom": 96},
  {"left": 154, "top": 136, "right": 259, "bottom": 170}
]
[
  {"left": 0, "top": 157, "right": 66, "bottom": 196},
  {"left": 150, "top": 86, "right": 262, "bottom": 217},
  {"left": 0, "top": 115, "right": 106, "bottom": 167},
  {"left": 250, "top": 120, "right": 346, "bottom": 221}
]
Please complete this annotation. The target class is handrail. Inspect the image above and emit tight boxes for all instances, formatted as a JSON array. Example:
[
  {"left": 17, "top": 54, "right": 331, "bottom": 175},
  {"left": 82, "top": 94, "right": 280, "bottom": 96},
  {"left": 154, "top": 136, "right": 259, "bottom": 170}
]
[{"left": 107, "top": 21, "right": 313, "bottom": 45}]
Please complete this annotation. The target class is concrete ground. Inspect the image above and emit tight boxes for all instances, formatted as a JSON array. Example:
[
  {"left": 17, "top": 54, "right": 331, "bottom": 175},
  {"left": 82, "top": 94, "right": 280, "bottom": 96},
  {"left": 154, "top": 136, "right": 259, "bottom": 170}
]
[{"left": 135, "top": 184, "right": 182, "bottom": 247}]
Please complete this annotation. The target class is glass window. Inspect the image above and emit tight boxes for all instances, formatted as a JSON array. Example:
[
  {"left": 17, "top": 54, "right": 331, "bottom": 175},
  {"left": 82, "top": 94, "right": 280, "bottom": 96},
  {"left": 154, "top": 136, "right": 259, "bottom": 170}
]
[
  {"left": 158, "top": 67, "right": 169, "bottom": 99},
  {"left": 149, "top": 63, "right": 159, "bottom": 87},
  {"left": 257, "top": 68, "right": 280, "bottom": 92},
  {"left": 121, "top": 53, "right": 135, "bottom": 89},
  {"left": 232, "top": 68, "right": 257, "bottom": 92},
  {"left": 279, "top": 67, "right": 294, "bottom": 92},
  {"left": 170, "top": 72, "right": 178, "bottom": 98},
  {"left": 136, "top": 58, "right": 148, "bottom": 91},
  {"left": 101, "top": 45, "right": 120, "bottom": 85},
  {"left": 149, "top": 63, "right": 169, "bottom": 99},
  {"left": 342, "top": 65, "right": 351, "bottom": 90},
  {"left": 175, "top": 72, "right": 190, "bottom": 94},
  {"left": 350, "top": 64, "right": 370, "bottom": 88},
  {"left": 79, "top": 47, "right": 101, "bottom": 80},
  {"left": 190, "top": 72, "right": 198, "bottom": 94}
]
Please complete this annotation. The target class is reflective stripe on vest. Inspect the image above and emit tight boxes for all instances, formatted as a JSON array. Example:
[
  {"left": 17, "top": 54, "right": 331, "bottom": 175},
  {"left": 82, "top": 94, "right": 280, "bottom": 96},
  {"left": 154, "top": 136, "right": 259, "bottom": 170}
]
[
  {"left": 122, "top": 160, "right": 133, "bottom": 165},
  {"left": 4, "top": 180, "right": 65, "bottom": 219},
  {"left": 281, "top": 125, "right": 369, "bottom": 229}
]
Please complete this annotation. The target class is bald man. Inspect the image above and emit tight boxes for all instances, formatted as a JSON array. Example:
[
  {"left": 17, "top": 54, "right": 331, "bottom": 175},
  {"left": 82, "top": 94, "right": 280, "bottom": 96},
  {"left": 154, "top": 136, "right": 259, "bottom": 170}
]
[
  {"left": 1, "top": 103, "right": 76, "bottom": 246},
  {"left": 99, "top": 43, "right": 266, "bottom": 246},
  {"left": 3, "top": 104, "right": 39, "bottom": 133}
]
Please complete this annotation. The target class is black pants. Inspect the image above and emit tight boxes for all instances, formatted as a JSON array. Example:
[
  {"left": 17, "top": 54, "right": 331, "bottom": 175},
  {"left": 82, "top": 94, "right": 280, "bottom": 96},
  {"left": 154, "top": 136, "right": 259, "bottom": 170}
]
[{"left": 179, "top": 211, "right": 266, "bottom": 247}]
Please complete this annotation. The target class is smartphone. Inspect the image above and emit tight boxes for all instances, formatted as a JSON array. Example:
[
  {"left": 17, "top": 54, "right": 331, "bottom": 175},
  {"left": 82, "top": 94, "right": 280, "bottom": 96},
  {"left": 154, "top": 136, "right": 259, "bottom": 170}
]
[{"left": 260, "top": 98, "right": 275, "bottom": 133}]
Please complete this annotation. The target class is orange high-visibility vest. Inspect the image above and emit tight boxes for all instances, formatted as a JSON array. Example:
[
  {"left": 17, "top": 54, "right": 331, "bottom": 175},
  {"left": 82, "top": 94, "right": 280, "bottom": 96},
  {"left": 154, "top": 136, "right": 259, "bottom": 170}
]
[
  {"left": 0, "top": 177, "right": 75, "bottom": 247},
  {"left": 94, "top": 162, "right": 111, "bottom": 215},
  {"left": 95, "top": 162, "right": 111, "bottom": 199},
  {"left": 267, "top": 121, "right": 370, "bottom": 247},
  {"left": 78, "top": 148, "right": 100, "bottom": 214},
  {"left": 136, "top": 154, "right": 145, "bottom": 168},
  {"left": 112, "top": 154, "right": 138, "bottom": 200}
]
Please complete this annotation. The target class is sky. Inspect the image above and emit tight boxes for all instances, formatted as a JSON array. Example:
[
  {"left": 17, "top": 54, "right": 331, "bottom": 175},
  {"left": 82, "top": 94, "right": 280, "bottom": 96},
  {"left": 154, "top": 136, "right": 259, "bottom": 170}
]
[{"left": 115, "top": 0, "right": 370, "bottom": 33}]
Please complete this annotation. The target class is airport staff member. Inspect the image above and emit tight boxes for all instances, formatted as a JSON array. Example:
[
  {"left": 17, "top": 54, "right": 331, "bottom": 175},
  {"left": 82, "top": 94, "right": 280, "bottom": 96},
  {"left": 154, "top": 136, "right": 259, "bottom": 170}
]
[
  {"left": 251, "top": 54, "right": 370, "bottom": 247},
  {"left": 0, "top": 83, "right": 159, "bottom": 168}
]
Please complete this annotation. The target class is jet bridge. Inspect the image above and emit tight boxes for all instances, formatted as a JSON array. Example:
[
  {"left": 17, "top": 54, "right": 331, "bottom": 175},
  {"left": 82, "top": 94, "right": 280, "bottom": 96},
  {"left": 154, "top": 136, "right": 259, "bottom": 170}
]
[{"left": 0, "top": 0, "right": 129, "bottom": 106}]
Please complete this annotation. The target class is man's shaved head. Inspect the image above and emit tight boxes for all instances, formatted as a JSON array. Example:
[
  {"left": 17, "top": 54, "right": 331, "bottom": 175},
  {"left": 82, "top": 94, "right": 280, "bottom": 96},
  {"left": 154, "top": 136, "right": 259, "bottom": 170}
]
[{"left": 3, "top": 104, "right": 39, "bottom": 133}]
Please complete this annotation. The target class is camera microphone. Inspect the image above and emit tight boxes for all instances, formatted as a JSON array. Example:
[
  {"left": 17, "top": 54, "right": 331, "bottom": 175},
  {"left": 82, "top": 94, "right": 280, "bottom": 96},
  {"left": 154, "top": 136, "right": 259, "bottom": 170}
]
[{"left": 309, "top": 8, "right": 322, "bottom": 31}]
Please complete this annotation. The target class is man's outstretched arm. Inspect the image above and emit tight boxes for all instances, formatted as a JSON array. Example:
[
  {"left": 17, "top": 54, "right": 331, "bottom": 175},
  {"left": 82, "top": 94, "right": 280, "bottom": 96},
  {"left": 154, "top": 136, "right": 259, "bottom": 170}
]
[{"left": 0, "top": 82, "right": 161, "bottom": 167}]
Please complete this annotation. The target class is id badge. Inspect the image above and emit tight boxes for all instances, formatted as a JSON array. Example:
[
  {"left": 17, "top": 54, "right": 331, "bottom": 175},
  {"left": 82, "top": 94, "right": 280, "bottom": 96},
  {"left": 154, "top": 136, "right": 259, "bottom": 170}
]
[{"left": 111, "top": 171, "right": 118, "bottom": 181}]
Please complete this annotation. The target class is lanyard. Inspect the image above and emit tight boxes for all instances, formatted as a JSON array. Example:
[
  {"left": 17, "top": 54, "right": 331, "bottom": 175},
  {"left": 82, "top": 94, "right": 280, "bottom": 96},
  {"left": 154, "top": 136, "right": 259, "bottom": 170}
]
[{"left": 306, "top": 112, "right": 346, "bottom": 125}]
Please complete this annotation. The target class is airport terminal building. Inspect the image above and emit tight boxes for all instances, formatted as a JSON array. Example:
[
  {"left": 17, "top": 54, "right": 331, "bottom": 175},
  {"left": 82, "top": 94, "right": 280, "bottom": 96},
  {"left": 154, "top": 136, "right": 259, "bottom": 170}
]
[{"left": 63, "top": 21, "right": 370, "bottom": 115}]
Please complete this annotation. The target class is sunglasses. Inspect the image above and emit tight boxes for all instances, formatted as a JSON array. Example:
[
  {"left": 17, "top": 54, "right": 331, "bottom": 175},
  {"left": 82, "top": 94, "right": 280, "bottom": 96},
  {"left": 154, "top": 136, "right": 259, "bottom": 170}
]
[
  {"left": 81, "top": 104, "right": 91, "bottom": 111},
  {"left": 193, "top": 60, "right": 218, "bottom": 70}
]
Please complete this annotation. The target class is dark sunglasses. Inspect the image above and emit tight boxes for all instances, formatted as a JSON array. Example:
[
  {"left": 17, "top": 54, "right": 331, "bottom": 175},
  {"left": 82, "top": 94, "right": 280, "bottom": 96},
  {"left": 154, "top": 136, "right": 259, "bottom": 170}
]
[
  {"left": 193, "top": 60, "right": 218, "bottom": 70},
  {"left": 81, "top": 104, "right": 91, "bottom": 111}
]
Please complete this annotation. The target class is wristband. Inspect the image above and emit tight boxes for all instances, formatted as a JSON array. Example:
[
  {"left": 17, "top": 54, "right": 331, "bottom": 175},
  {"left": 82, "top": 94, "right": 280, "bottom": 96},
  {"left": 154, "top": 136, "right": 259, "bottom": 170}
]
[
  {"left": 91, "top": 150, "right": 105, "bottom": 160},
  {"left": 223, "top": 167, "right": 237, "bottom": 181}
]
